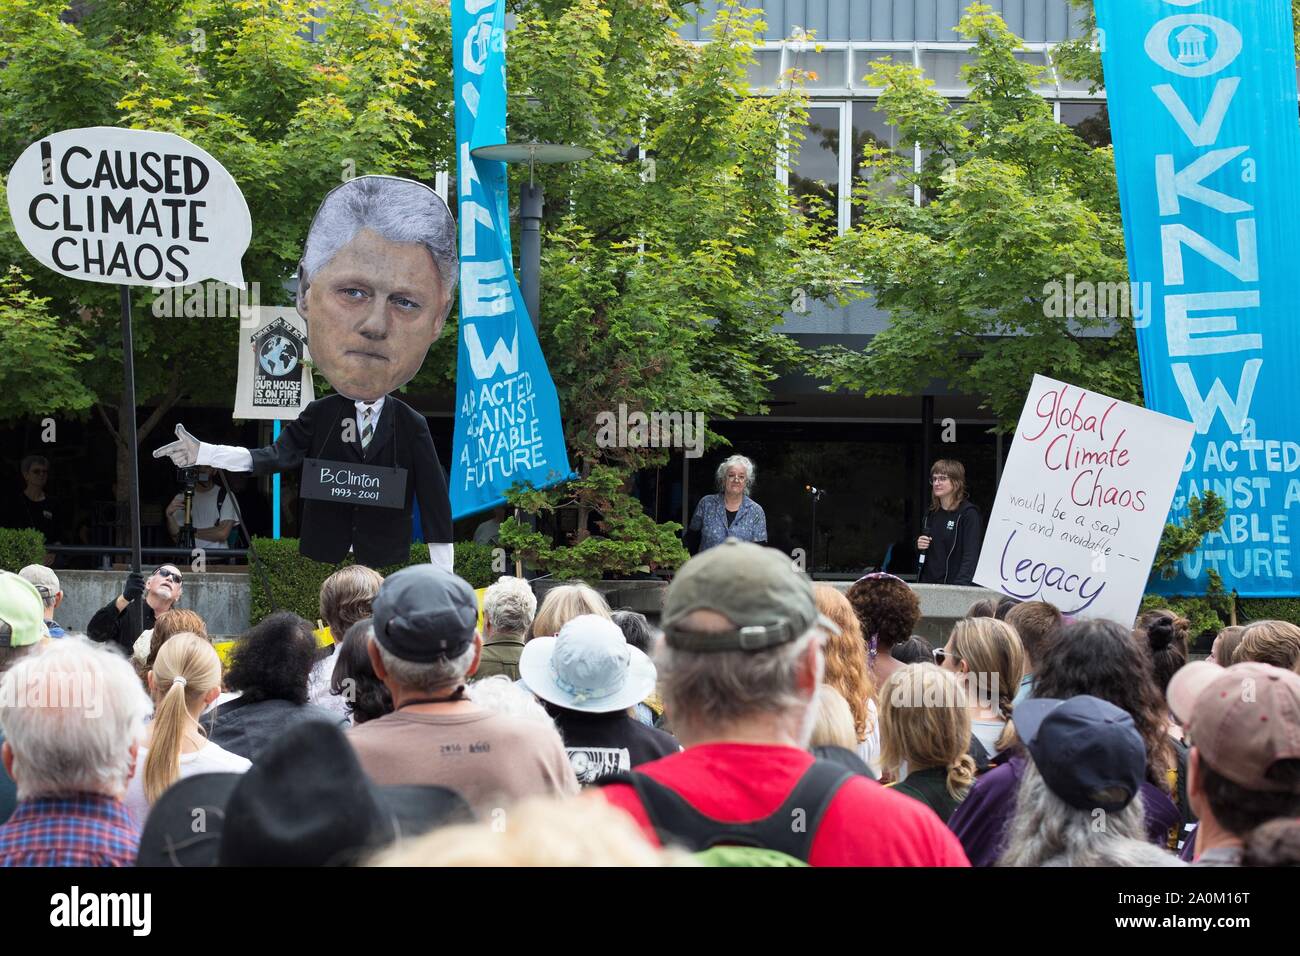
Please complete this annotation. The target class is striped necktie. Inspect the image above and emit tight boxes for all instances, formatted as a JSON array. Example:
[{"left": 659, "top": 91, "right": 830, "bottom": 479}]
[{"left": 360, "top": 405, "right": 375, "bottom": 450}]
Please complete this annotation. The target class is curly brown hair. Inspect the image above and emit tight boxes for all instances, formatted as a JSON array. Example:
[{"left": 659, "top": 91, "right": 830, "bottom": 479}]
[
  {"left": 814, "top": 585, "right": 876, "bottom": 742},
  {"left": 846, "top": 575, "right": 920, "bottom": 651}
]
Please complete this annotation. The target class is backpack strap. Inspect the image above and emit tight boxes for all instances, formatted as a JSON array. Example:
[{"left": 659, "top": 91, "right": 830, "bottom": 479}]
[
  {"left": 1170, "top": 735, "right": 1196, "bottom": 826},
  {"left": 599, "top": 760, "right": 855, "bottom": 862}
]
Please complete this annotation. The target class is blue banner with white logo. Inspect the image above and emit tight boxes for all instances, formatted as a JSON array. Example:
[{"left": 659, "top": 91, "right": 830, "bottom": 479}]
[
  {"left": 1095, "top": 0, "right": 1300, "bottom": 597},
  {"left": 450, "top": 0, "right": 572, "bottom": 520}
]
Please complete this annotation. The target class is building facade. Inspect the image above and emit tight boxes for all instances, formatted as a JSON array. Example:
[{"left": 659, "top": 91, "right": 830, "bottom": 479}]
[{"left": 652, "top": 1, "right": 1105, "bottom": 576}]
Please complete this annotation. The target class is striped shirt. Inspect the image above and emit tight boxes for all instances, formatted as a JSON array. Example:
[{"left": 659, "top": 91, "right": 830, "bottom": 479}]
[{"left": 0, "top": 793, "right": 140, "bottom": 867}]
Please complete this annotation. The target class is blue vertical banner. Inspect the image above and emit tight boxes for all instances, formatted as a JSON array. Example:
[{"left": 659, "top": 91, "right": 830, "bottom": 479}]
[
  {"left": 450, "top": 0, "right": 572, "bottom": 520},
  {"left": 1096, "top": 0, "right": 1300, "bottom": 596}
]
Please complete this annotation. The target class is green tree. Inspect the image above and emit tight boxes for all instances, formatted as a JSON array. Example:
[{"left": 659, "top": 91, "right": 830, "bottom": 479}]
[
  {"left": 0, "top": 262, "right": 95, "bottom": 422},
  {"left": 1141, "top": 490, "right": 1230, "bottom": 638},
  {"left": 497, "top": 0, "right": 828, "bottom": 579},
  {"left": 0, "top": 0, "right": 456, "bottom": 538},
  {"left": 810, "top": 4, "right": 1141, "bottom": 431},
  {"left": 1, "top": 0, "right": 827, "bottom": 574}
]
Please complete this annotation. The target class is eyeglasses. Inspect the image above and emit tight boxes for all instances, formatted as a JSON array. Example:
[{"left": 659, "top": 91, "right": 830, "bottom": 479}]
[
  {"left": 153, "top": 568, "right": 183, "bottom": 583},
  {"left": 933, "top": 646, "right": 959, "bottom": 666},
  {"left": 930, "top": 476, "right": 951, "bottom": 484}
]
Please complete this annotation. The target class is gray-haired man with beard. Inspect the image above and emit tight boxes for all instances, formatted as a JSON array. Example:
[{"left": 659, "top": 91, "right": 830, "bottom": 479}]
[{"left": 87, "top": 564, "right": 182, "bottom": 656}]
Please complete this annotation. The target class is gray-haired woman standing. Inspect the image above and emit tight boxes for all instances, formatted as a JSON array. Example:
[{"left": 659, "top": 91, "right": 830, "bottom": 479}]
[{"left": 687, "top": 455, "right": 767, "bottom": 553}]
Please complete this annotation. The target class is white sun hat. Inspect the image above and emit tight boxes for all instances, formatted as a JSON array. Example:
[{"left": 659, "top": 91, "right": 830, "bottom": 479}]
[{"left": 519, "top": 614, "right": 657, "bottom": 714}]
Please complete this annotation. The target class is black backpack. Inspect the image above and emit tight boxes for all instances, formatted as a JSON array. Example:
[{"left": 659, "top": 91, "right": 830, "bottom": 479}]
[{"left": 598, "top": 759, "right": 855, "bottom": 863}]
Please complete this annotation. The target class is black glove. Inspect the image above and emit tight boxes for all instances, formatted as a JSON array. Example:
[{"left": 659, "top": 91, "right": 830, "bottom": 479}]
[{"left": 122, "top": 571, "right": 145, "bottom": 603}]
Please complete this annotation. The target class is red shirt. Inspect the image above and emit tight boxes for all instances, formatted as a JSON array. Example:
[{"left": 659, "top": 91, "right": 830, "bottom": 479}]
[{"left": 600, "top": 742, "right": 970, "bottom": 867}]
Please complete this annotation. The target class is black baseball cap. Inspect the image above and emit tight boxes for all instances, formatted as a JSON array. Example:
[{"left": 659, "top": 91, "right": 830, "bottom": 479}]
[
  {"left": 1012, "top": 695, "right": 1146, "bottom": 813},
  {"left": 371, "top": 564, "right": 479, "bottom": 663}
]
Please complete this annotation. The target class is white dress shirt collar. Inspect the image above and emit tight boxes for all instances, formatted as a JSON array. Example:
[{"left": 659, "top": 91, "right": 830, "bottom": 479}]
[{"left": 355, "top": 396, "right": 386, "bottom": 428}]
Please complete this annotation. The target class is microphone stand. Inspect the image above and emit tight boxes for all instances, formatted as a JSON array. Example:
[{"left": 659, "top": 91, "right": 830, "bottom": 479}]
[{"left": 805, "top": 486, "right": 825, "bottom": 577}]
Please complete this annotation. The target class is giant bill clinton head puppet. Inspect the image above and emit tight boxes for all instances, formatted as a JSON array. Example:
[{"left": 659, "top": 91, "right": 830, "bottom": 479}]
[
  {"left": 151, "top": 174, "right": 461, "bottom": 569},
  {"left": 298, "top": 175, "right": 459, "bottom": 401}
]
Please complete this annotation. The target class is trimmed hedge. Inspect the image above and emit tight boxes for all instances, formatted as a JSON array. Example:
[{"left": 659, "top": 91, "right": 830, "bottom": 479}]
[
  {"left": 247, "top": 537, "right": 498, "bottom": 626},
  {"left": 0, "top": 528, "right": 45, "bottom": 572},
  {"left": 1238, "top": 598, "right": 1300, "bottom": 626},
  {"left": 1140, "top": 593, "right": 1300, "bottom": 657}
]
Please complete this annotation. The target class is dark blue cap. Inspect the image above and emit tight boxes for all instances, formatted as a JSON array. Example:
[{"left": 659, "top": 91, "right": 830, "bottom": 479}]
[
  {"left": 1013, "top": 695, "right": 1146, "bottom": 813},
  {"left": 371, "top": 564, "right": 478, "bottom": 663}
]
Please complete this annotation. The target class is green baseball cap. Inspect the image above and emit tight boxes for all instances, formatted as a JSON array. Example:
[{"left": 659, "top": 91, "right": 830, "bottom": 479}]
[
  {"left": 661, "top": 540, "right": 835, "bottom": 653},
  {"left": 0, "top": 570, "right": 46, "bottom": 648}
]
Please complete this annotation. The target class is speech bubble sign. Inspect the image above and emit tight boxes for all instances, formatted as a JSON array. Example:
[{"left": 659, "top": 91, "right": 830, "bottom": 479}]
[{"left": 5, "top": 126, "right": 252, "bottom": 289}]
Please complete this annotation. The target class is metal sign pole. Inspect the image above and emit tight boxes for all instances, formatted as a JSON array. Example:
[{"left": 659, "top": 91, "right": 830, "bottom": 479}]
[{"left": 118, "top": 285, "right": 145, "bottom": 638}]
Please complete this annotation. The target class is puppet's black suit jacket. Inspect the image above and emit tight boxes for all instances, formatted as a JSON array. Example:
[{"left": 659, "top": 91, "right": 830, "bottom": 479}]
[{"left": 249, "top": 393, "right": 452, "bottom": 565}]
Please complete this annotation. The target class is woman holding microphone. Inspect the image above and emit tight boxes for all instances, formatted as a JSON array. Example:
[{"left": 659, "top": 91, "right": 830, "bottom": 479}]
[{"left": 917, "top": 460, "right": 983, "bottom": 587}]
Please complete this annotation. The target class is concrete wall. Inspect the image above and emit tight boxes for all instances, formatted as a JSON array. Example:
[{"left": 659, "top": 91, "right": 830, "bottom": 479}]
[
  {"left": 51, "top": 572, "right": 995, "bottom": 646},
  {"left": 52, "top": 571, "right": 253, "bottom": 640},
  {"left": 534, "top": 578, "right": 998, "bottom": 644}
]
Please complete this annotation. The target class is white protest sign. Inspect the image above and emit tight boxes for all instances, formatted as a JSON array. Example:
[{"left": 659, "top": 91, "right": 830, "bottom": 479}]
[
  {"left": 233, "top": 308, "right": 315, "bottom": 421},
  {"left": 6, "top": 127, "right": 251, "bottom": 288},
  {"left": 974, "top": 374, "right": 1195, "bottom": 623}
]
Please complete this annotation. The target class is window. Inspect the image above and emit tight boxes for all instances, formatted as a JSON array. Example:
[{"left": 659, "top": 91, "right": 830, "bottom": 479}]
[
  {"left": 1014, "top": 51, "right": 1057, "bottom": 95},
  {"left": 919, "top": 49, "right": 977, "bottom": 92},
  {"left": 786, "top": 48, "right": 849, "bottom": 89},
  {"left": 746, "top": 49, "right": 785, "bottom": 89},
  {"left": 850, "top": 101, "right": 908, "bottom": 223},
  {"left": 1060, "top": 101, "right": 1111, "bottom": 147},
  {"left": 789, "top": 104, "right": 844, "bottom": 234},
  {"left": 850, "top": 49, "right": 909, "bottom": 91},
  {"left": 756, "top": 44, "right": 1109, "bottom": 229}
]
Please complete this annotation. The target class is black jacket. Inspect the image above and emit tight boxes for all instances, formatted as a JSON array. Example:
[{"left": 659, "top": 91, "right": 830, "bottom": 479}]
[
  {"left": 248, "top": 393, "right": 452, "bottom": 566},
  {"left": 86, "top": 598, "right": 157, "bottom": 656},
  {"left": 204, "top": 696, "right": 346, "bottom": 762},
  {"left": 892, "top": 766, "right": 965, "bottom": 824},
  {"left": 918, "top": 499, "right": 983, "bottom": 586}
]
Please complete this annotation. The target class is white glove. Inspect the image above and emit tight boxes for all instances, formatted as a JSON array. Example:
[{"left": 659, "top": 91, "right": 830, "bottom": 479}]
[{"left": 153, "top": 423, "right": 201, "bottom": 468}]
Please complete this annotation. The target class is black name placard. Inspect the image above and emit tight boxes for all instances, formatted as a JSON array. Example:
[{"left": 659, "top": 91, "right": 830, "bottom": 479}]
[{"left": 300, "top": 458, "right": 407, "bottom": 509}]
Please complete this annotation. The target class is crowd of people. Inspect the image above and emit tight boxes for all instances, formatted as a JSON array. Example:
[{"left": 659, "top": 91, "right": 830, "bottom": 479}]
[{"left": 1, "top": 542, "right": 1299, "bottom": 867}]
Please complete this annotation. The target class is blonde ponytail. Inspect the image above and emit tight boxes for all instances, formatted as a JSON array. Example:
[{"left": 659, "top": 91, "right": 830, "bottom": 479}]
[
  {"left": 144, "top": 679, "right": 190, "bottom": 804},
  {"left": 143, "top": 632, "right": 221, "bottom": 805},
  {"left": 949, "top": 617, "right": 1024, "bottom": 754}
]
